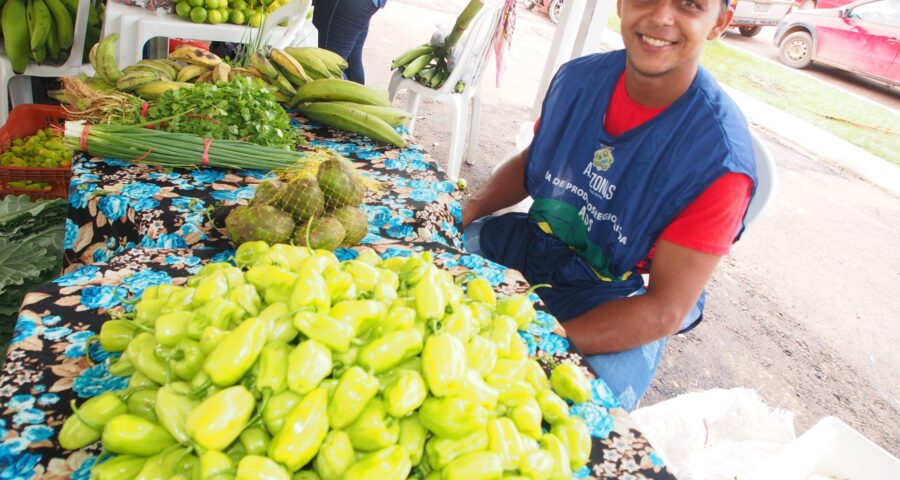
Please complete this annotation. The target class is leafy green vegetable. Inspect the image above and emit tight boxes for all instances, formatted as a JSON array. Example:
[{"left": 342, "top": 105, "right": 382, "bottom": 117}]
[{"left": 146, "top": 77, "right": 300, "bottom": 149}]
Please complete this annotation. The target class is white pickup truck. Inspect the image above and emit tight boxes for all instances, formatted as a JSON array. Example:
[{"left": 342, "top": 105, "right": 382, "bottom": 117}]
[{"left": 730, "top": 0, "right": 795, "bottom": 37}]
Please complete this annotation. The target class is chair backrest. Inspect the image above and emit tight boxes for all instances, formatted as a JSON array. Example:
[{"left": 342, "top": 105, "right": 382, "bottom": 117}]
[
  {"left": 440, "top": 5, "right": 504, "bottom": 94},
  {"left": 744, "top": 129, "right": 776, "bottom": 227},
  {"left": 265, "top": 0, "right": 313, "bottom": 48}
]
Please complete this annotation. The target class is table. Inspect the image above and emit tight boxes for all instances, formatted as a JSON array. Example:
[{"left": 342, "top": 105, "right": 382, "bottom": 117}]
[
  {"left": 63, "top": 115, "right": 465, "bottom": 272},
  {"left": 0, "top": 116, "right": 676, "bottom": 479}
]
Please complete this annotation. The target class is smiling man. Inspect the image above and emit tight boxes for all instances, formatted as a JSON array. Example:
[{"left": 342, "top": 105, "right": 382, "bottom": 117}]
[{"left": 461, "top": 0, "right": 758, "bottom": 410}]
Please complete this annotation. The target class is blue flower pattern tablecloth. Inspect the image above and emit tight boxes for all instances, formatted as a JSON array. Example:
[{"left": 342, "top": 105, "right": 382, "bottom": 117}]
[{"left": 1, "top": 115, "right": 675, "bottom": 479}]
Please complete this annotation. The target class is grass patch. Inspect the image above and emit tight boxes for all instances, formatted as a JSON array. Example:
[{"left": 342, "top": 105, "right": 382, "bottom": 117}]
[{"left": 604, "top": 14, "right": 899, "bottom": 165}]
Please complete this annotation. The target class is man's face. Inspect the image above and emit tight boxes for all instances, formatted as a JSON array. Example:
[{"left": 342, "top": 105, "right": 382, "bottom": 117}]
[{"left": 618, "top": 0, "right": 732, "bottom": 80}]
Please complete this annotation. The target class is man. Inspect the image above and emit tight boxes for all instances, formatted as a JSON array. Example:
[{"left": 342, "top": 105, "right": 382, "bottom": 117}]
[{"left": 461, "top": 0, "right": 757, "bottom": 410}]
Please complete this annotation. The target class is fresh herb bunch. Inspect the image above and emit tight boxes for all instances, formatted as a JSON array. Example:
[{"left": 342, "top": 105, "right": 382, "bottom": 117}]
[{"left": 146, "top": 77, "right": 300, "bottom": 149}]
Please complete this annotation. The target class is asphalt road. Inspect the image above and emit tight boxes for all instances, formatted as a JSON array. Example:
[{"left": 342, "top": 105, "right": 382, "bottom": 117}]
[{"left": 721, "top": 26, "right": 900, "bottom": 112}]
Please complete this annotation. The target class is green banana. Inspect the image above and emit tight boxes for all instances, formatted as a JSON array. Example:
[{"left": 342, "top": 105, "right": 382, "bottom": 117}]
[
  {"left": 31, "top": 44, "right": 47, "bottom": 64},
  {"left": 308, "top": 47, "right": 348, "bottom": 71},
  {"left": 431, "top": 68, "right": 448, "bottom": 89},
  {"left": 44, "top": 0, "right": 72, "bottom": 49},
  {"left": 270, "top": 72, "right": 297, "bottom": 96},
  {"left": 2, "top": 0, "right": 30, "bottom": 73},
  {"left": 299, "top": 102, "right": 406, "bottom": 148},
  {"left": 392, "top": 44, "right": 435, "bottom": 70},
  {"left": 251, "top": 50, "right": 279, "bottom": 79},
  {"left": 141, "top": 59, "right": 178, "bottom": 79},
  {"left": 325, "top": 102, "right": 412, "bottom": 127},
  {"left": 292, "top": 78, "right": 391, "bottom": 107},
  {"left": 135, "top": 80, "right": 192, "bottom": 99},
  {"left": 270, "top": 48, "right": 312, "bottom": 86},
  {"left": 28, "top": 0, "right": 52, "bottom": 53},
  {"left": 285, "top": 47, "right": 333, "bottom": 80},
  {"left": 158, "top": 58, "right": 184, "bottom": 73},
  {"left": 176, "top": 64, "right": 209, "bottom": 82},
  {"left": 60, "top": 0, "right": 75, "bottom": 15},
  {"left": 403, "top": 53, "right": 435, "bottom": 79},
  {"left": 116, "top": 71, "right": 162, "bottom": 91},
  {"left": 123, "top": 63, "right": 175, "bottom": 81},
  {"left": 95, "top": 33, "right": 123, "bottom": 83},
  {"left": 45, "top": 15, "right": 59, "bottom": 60}
]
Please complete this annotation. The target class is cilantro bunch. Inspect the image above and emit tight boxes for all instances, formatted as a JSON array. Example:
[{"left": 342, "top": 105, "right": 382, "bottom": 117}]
[{"left": 146, "top": 77, "right": 299, "bottom": 149}]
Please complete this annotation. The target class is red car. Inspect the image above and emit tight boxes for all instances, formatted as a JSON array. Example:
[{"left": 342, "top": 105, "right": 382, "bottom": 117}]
[{"left": 773, "top": 0, "right": 900, "bottom": 86}]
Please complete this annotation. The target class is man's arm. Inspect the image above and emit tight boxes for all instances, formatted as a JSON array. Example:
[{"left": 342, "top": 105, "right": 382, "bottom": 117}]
[
  {"left": 461, "top": 146, "right": 531, "bottom": 228},
  {"left": 562, "top": 239, "right": 722, "bottom": 354}
]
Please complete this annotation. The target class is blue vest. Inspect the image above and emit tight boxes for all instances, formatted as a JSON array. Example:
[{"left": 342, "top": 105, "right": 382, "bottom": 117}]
[{"left": 517, "top": 50, "right": 756, "bottom": 315}]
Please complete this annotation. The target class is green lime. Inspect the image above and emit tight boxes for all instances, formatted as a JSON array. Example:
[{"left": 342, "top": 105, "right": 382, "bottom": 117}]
[
  {"left": 188, "top": 0, "right": 204, "bottom": 7},
  {"left": 175, "top": 1, "right": 192, "bottom": 17},
  {"left": 229, "top": 9, "right": 245, "bottom": 24},
  {"left": 207, "top": 9, "right": 223, "bottom": 24},
  {"left": 205, "top": 0, "right": 221, "bottom": 9},
  {"left": 190, "top": 6, "right": 208, "bottom": 23},
  {"left": 249, "top": 12, "right": 263, "bottom": 27},
  {"left": 232, "top": 0, "right": 247, "bottom": 10}
]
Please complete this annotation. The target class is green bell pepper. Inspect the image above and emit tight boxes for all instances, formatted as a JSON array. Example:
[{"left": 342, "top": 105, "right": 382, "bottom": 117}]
[
  {"left": 189, "top": 298, "right": 239, "bottom": 339},
  {"left": 263, "top": 390, "right": 303, "bottom": 435},
  {"left": 155, "top": 382, "right": 196, "bottom": 445},
  {"left": 414, "top": 269, "right": 446, "bottom": 320},
  {"left": 236, "top": 455, "right": 290, "bottom": 480},
  {"left": 551, "top": 417, "right": 591, "bottom": 470},
  {"left": 126, "top": 332, "right": 171, "bottom": 385},
  {"left": 523, "top": 359, "right": 551, "bottom": 391},
  {"left": 491, "top": 359, "right": 526, "bottom": 381},
  {"left": 466, "top": 277, "right": 496, "bottom": 307},
  {"left": 343, "top": 446, "right": 411, "bottom": 480},
  {"left": 99, "top": 320, "right": 138, "bottom": 352},
  {"left": 383, "top": 370, "right": 428, "bottom": 418},
  {"left": 187, "top": 385, "right": 256, "bottom": 451},
  {"left": 240, "top": 426, "right": 272, "bottom": 456},
  {"left": 125, "top": 387, "right": 158, "bottom": 421},
  {"left": 134, "top": 298, "right": 167, "bottom": 327},
  {"left": 256, "top": 343, "right": 291, "bottom": 394},
  {"left": 456, "top": 369, "right": 498, "bottom": 411},
  {"left": 315, "top": 430, "right": 355, "bottom": 480},
  {"left": 344, "top": 398, "right": 400, "bottom": 452},
  {"left": 418, "top": 397, "right": 489, "bottom": 440},
  {"left": 246, "top": 265, "right": 297, "bottom": 290},
  {"left": 466, "top": 336, "right": 498, "bottom": 377},
  {"left": 170, "top": 338, "right": 205, "bottom": 381},
  {"left": 59, "top": 392, "right": 128, "bottom": 450},
  {"left": 539, "top": 434, "right": 571, "bottom": 480},
  {"left": 235, "top": 241, "right": 271, "bottom": 267},
  {"left": 425, "top": 428, "right": 489, "bottom": 470},
  {"left": 549, "top": 363, "right": 591, "bottom": 404},
  {"left": 289, "top": 269, "right": 330, "bottom": 313},
  {"left": 269, "top": 387, "right": 329, "bottom": 472},
  {"left": 422, "top": 334, "right": 467, "bottom": 397},
  {"left": 485, "top": 375, "right": 536, "bottom": 407},
  {"left": 108, "top": 354, "right": 135, "bottom": 377},
  {"left": 263, "top": 303, "right": 299, "bottom": 344},
  {"left": 323, "top": 265, "right": 357, "bottom": 302},
  {"left": 329, "top": 300, "right": 386, "bottom": 337},
  {"left": 204, "top": 316, "right": 268, "bottom": 387},
  {"left": 193, "top": 271, "right": 230, "bottom": 307},
  {"left": 488, "top": 315, "right": 517, "bottom": 358},
  {"left": 536, "top": 390, "right": 569, "bottom": 425},
  {"left": 101, "top": 414, "right": 176, "bottom": 456},
  {"left": 519, "top": 449, "right": 555, "bottom": 480},
  {"left": 199, "top": 450, "right": 234, "bottom": 479},
  {"left": 375, "top": 304, "right": 416, "bottom": 336},
  {"left": 442, "top": 452, "right": 503, "bottom": 480},
  {"left": 495, "top": 284, "right": 548, "bottom": 330},
  {"left": 398, "top": 414, "right": 428, "bottom": 467},
  {"left": 293, "top": 312, "right": 354, "bottom": 353},
  {"left": 487, "top": 418, "right": 526, "bottom": 470},
  {"left": 511, "top": 398, "right": 544, "bottom": 440},
  {"left": 287, "top": 339, "right": 333, "bottom": 395},
  {"left": 228, "top": 284, "right": 262, "bottom": 318},
  {"left": 343, "top": 260, "right": 379, "bottom": 293},
  {"left": 443, "top": 307, "right": 477, "bottom": 342},
  {"left": 358, "top": 330, "right": 423, "bottom": 374},
  {"left": 90, "top": 455, "right": 147, "bottom": 480},
  {"left": 329, "top": 366, "right": 379, "bottom": 429},
  {"left": 199, "top": 327, "right": 230, "bottom": 355}
]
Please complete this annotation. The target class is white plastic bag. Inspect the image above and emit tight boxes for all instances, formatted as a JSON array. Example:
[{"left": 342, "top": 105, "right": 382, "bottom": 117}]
[{"left": 631, "top": 388, "right": 796, "bottom": 480}]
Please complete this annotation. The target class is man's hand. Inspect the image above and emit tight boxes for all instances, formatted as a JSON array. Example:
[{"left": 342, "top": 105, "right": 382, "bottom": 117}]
[
  {"left": 461, "top": 146, "right": 531, "bottom": 228},
  {"left": 563, "top": 240, "right": 723, "bottom": 354}
]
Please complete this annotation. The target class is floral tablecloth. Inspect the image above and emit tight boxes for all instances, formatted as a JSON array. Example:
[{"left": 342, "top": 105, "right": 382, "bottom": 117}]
[
  {"left": 63, "top": 114, "right": 464, "bottom": 272},
  {"left": 0, "top": 241, "right": 675, "bottom": 479}
]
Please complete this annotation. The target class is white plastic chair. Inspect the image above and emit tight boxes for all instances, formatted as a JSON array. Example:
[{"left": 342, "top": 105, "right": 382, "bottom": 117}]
[
  {"left": 102, "top": 0, "right": 314, "bottom": 69},
  {"left": 387, "top": 5, "right": 503, "bottom": 181},
  {"left": 0, "top": 0, "right": 94, "bottom": 124}
]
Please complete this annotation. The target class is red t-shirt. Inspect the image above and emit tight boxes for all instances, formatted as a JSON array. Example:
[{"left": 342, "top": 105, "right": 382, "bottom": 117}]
[{"left": 535, "top": 72, "right": 752, "bottom": 265}]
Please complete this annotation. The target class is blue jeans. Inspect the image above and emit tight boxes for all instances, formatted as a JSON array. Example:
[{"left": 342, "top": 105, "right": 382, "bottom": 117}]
[
  {"left": 464, "top": 216, "right": 703, "bottom": 411},
  {"left": 312, "top": 0, "right": 379, "bottom": 84}
]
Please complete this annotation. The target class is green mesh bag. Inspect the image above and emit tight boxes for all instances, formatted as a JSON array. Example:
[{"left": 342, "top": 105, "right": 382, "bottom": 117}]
[{"left": 226, "top": 151, "right": 371, "bottom": 250}]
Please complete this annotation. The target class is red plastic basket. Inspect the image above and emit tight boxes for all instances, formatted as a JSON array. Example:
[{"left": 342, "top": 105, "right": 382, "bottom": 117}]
[{"left": 0, "top": 104, "right": 73, "bottom": 200}]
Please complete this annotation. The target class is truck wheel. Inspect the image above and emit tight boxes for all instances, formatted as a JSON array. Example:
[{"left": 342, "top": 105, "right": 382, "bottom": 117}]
[
  {"left": 779, "top": 31, "right": 813, "bottom": 68},
  {"left": 549, "top": 0, "right": 563, "bottom": 24},
  {"left": 739, "top": 26, "right": 762, "bottom": 37}
]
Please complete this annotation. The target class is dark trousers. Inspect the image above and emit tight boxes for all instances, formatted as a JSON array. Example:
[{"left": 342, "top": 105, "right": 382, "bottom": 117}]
[{"left": 312, "top": 0, "right": 379, "bottom": 84}]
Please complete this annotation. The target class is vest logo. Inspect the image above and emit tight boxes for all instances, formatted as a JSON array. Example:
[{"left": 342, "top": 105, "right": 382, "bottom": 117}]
[{"left": 592, "top": 145, "right": 614, "bottom": 171}]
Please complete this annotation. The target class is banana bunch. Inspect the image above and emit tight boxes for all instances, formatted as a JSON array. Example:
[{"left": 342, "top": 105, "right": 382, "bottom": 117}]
[
  {"left": 244, "top": 47, "right": 346, "bottom": 102},
  {"left": 89, "top": 35, "right": 192, "bottom": 100},
  {"left": 2, "top": 0, "right": 77, "bottom": 73},
  {"left": 290, "top": 78, "right": 411, "bottom": 148}
]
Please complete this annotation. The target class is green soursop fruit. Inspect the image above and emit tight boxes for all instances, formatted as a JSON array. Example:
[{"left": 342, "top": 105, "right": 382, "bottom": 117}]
[
  {"left": 317, "top": 158, "right": 365, "bottom": 208},
  {"left": 293, "top": 216, "right": 346, "bottom": 251},
  {"left": 331, "top": 205, "right": 368, "bottom": 247},
  {"left": 277, "top": 176, "right": 325, "bottom": 221},
  {"left": 226, "top": 204, "right": 295, "bottom": 245},
  {"left": 252, "top": 178, "right": 287, "bottom": 206}
]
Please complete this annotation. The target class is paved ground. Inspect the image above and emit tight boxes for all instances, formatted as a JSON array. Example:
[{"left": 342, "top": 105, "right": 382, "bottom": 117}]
[{"left": 367, "top": 0, "right": 900, "bottom": 456}]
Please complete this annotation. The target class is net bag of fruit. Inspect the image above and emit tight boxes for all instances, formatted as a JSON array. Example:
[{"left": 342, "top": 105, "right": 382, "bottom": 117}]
[{"left": 226, "top": 152, "right": 371, "bottom": 251}]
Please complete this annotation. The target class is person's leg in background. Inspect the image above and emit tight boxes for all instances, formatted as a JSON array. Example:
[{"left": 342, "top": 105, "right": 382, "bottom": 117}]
[{"left": 312, "top": 0, "right": 379, "bottom": 84}]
